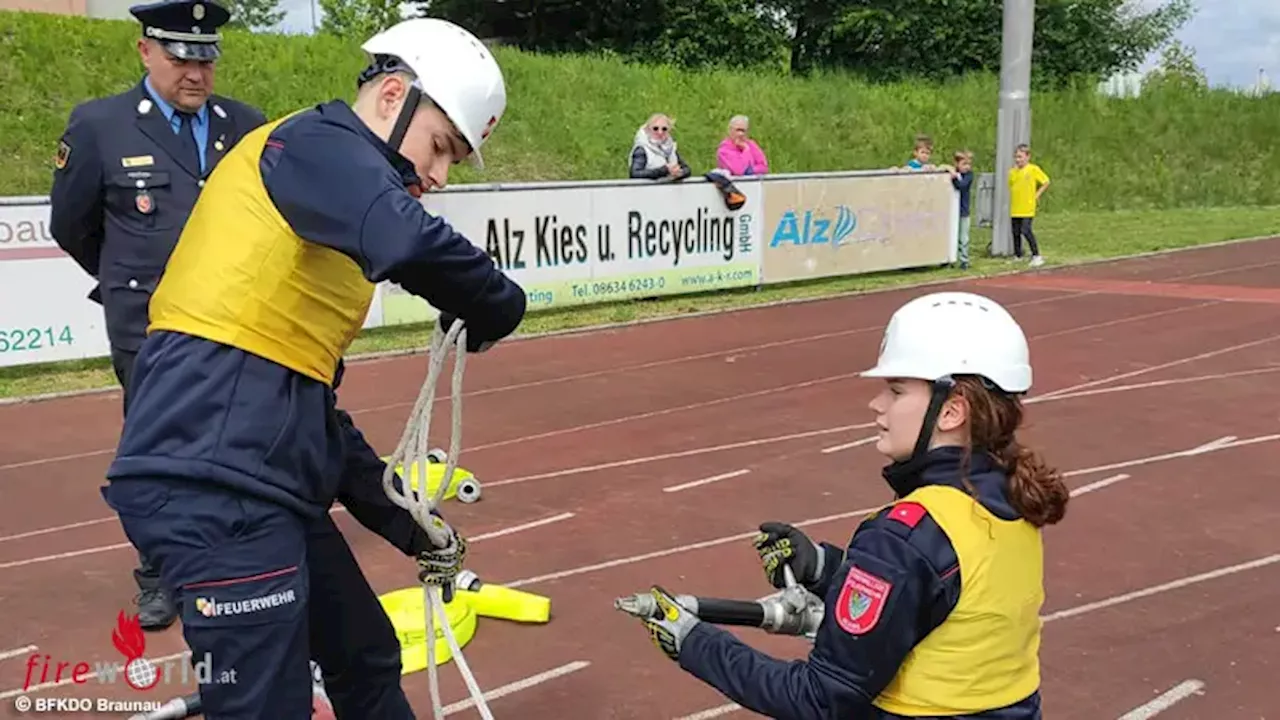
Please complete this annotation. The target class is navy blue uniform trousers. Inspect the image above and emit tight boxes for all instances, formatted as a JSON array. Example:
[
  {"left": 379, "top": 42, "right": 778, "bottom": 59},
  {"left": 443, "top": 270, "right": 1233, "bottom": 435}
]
[{"left": 103, "top": 477, "right": 414, "bottom": 719}]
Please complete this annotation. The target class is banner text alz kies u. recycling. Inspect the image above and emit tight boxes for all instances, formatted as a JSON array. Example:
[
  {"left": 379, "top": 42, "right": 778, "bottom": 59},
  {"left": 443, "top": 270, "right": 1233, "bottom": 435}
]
[{"left": 484, "top": 207, "right": 739, "bottom": 270}]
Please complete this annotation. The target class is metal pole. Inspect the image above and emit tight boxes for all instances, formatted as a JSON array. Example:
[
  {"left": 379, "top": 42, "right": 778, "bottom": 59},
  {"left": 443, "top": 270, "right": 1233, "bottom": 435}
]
[{"left": 990, "top": 0, "right": 1035, "bottom": 257}]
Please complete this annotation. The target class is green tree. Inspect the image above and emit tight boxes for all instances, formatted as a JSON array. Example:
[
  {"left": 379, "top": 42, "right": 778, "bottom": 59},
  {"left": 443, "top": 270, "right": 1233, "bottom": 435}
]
[
  {"left": 776, "top": 0, "right": 1195, "bottom": 85},
  {"left": 415, "top": 0, "right": 788, "bottom": 71},
  {"left": 1142, "top": 39, "right": 1208, "bottom": 93},
  {"left": 221, "top": 0, "right": 285, "bottom": 31},
  {"left": 319, "top": 0, "right": 403, "bottom": 41}
]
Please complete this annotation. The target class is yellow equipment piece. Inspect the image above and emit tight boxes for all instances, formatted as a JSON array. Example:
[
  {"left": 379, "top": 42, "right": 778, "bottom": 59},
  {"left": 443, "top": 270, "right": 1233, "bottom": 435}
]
[
  {"left": 378, "top": 573, "right": 552, "bottom": 676},
  {"left": 384, "top": 452, "right": 483, "bottom": 504},
  {"left": 378, "top": 587, "right": 479, "bottom": 674},
  {"left": 459, "top": 574, "right": 552, "bottom": 624}
]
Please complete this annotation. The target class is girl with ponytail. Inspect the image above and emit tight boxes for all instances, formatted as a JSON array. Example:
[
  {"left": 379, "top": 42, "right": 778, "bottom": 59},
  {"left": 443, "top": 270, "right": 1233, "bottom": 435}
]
[{"left": 635, "top": 292, "right": 1063, "bottom": 720}]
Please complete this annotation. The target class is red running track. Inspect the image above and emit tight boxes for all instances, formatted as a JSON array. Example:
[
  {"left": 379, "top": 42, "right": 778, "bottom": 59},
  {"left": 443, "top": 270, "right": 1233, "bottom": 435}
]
[{"left": 0, "top": 236, "right": 1278, "bottom": 719}]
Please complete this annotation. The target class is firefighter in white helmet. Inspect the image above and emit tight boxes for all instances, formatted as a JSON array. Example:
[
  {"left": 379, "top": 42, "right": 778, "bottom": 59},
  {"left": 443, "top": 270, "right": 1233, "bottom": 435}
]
[
  {"left": 637, "top": 292, "right": 1070, "bottom": 719},
  {"left": 101, "top": 18, "right": 525, "bottom": 718}
]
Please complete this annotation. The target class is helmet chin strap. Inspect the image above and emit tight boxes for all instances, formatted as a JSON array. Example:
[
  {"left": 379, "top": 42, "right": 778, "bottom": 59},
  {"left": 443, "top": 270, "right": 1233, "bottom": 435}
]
[
  {"left": 882, "top": 376, "right": 956, "bottom": 497},
  {"left": 357, "top": 54, "right": 422, "bottom": 154},
  {"left": 387, "top": 84, "right": 421, "bottom": 152}
]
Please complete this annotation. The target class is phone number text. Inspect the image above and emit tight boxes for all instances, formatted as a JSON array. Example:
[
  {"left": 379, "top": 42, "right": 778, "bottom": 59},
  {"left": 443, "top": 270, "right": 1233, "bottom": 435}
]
[
  {"left": 569, "top": 276, "right": 667, "bottom": 300},
  {"left": 0, "top": 326, "right": 75, "bottom": 354}
]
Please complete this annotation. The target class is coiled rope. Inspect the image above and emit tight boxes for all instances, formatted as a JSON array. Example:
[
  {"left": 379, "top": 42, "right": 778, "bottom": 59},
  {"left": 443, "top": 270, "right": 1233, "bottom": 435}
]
[{"left": 380, "top": 319, "right": 493, "bottom": 720}]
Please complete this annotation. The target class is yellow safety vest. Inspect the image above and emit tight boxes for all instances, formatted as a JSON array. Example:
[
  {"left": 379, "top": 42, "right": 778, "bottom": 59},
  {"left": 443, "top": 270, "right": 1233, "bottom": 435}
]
[
  {"left": 873, "top": 484, "right": 1044, "bottom": 715},
  {"left": 147, "top": 114, "right": 375, "bottom": 386}
]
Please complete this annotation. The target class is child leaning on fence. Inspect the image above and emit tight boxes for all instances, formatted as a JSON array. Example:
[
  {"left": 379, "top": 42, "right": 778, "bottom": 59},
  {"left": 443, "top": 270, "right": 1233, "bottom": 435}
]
[{"left": 948, "top": 150, "right": 975, "bottom": 269}]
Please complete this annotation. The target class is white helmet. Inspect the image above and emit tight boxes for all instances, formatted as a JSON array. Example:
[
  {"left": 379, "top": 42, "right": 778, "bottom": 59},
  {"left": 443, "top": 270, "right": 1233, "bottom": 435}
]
[
  {"left": 361, "top": 18, "right": 506, "bottom": 168},
  {"left": 861, "top": 291, "right": 1032, "bottom": 393}
]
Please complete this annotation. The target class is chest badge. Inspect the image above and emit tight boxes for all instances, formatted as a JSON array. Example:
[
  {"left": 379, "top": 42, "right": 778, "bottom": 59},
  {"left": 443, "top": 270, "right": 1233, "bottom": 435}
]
[{"left": 135, "top": 189, "right": 155, "bottom": 215}]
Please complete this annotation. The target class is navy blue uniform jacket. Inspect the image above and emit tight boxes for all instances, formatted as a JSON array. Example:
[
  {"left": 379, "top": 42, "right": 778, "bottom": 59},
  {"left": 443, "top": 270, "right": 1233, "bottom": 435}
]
[
  {"left": 49, "top": 78, "right": 267, "bottom": 353},
  {"left": 677, "top": 447, "right": 1044, "bottom": 720},
  {"left": 107, "top": 100, "right": 526, "bottom": 518}
]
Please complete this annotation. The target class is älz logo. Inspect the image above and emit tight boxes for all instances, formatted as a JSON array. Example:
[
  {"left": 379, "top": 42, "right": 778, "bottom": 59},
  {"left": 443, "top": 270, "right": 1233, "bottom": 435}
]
[
  {"left": 112, "top": 610, "right": 162, "bottom": 690},
  {"left": 769, "top": 205, "right": 856, "bottom": 247}
]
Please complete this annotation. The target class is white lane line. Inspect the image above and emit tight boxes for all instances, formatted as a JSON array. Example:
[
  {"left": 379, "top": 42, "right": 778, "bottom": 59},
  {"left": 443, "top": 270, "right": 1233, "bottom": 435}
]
[
  {"left": 1029, "top": 301, "right": 1222, "bottom": 342},
  {"left": 1041, "top": 553, "right": 1280, "bottom": 623},
  {"left": 0, "top": 650, "right": 192, "bottom": 699},
  {"left": 465, "top": 373, "right": 865, "bottom": 454},
  {"left": 442, "top": 660, "right": 591, "bottom": 715},
  {"left": 470, "top": 513, "right": 576, "bottom": 541},
  {"left": 1030, "top": 333, "right": 1280, "bottom": 402},
  {"left": 0, "top": 448, "right": 115, "bottom": 472},
  {"left": 0, "top": 542, "right": 133, "bottom": 570},
  {"left": 663, "top": 470, "right": 751, "bottom": 494},
  {"left": 0, "top": 646, "right": 37, "bottom": 662},
  {"left": 674, "top": 703, "right": 744, "bottom": 720},
  {"left": 1188, "top": 435, "right": 1237, "bottom": 453},
  {"left": 487, "top": 423, "right": 873, "bottom": 488},
  {"left": 1027, "top": 367, "right": 1280, "bottom": 405},
  {"left": 1070, "top": 474, "right": 1130, "bottom": 497},
  {"left": 0, "top": 516, "right": 118, "bottom": 544},
  {"left": 1118, "top": 679, "right": 1206, "bottom": 719},
  {"left": 1063, "top": 433, "right": 1280, "bottom": 478},
  {"left": 820, "top": 436, "right": 879, "bottom": 454},
  {"left": 0, "top": 511, "right": 573, "bottom": 572}
]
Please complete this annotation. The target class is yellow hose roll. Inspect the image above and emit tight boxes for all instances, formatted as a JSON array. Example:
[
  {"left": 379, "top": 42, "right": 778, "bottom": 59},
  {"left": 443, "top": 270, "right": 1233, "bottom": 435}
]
[{"left": 378, "top": 587, "right": 478, "bottom": 675}]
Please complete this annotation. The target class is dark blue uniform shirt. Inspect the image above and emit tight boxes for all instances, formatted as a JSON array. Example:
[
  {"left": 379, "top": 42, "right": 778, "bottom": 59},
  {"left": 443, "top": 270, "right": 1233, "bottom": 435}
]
[
  {"left": 677, "top": 447, "right": 1044, "bottom": 719},
  {"left": 107, "top": 100, "right": 526, "bottom": 518},
  {"left": 50, "top": 78, "right": 266, "bottom": 353}
]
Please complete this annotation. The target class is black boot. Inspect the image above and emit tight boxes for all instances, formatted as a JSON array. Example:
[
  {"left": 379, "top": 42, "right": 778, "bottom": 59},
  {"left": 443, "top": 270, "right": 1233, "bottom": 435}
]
[{"left": 133, "top": 567, "right": 178, "bottom": 631}]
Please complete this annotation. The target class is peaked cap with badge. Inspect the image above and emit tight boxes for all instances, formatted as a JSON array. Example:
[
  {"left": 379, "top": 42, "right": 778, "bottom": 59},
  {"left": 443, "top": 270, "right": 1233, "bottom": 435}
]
[{"left": 130, "top": 0, "right": 230, "bottom": 61}]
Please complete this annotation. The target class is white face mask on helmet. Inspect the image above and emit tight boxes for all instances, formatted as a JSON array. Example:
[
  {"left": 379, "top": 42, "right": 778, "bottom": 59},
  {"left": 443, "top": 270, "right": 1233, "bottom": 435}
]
[
  {"left": 360, "top": 18, "right": 506, "bottom": 169},
  {"left": 861, "top": 291, "right": 1032, "bottom": 394}
]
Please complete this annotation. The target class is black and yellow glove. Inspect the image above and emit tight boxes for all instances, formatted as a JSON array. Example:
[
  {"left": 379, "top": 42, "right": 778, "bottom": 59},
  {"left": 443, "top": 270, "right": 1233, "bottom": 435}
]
[
  {"left": 752, "top": 521, "right": 822, "bottom": 589},
  {"left": 641, "top": 586, "right": 700, "bottom": 662},
  {"left": 416, "top": 514, "right": 467, "bottom": 602}
]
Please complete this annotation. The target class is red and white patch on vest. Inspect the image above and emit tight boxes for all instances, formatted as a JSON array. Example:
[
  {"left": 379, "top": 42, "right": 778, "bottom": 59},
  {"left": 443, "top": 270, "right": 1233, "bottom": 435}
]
[
  {"left": 835, "top": 566, "right": 893, "bottom": 635},
  {"left": 887, "top": 501, "right": 927, "bottom": 528}
]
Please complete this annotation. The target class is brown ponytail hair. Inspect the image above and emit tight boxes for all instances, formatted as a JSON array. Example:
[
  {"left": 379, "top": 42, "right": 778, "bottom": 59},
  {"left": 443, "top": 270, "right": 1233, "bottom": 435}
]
[{"left": 952, "top": 376, "right": 1069, "bottom": 527}]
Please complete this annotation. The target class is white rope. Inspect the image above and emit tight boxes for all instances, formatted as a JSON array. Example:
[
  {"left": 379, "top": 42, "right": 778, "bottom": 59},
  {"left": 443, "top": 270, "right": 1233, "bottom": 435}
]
[{"left": 381, "top": 318, "right": 494, "bottom": 720}]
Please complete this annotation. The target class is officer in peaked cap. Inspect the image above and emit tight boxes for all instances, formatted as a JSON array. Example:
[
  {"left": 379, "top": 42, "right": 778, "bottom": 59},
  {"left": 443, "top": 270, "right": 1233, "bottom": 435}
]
[
  {"left": 130, "top": 0, "right": 231, "bottom": 61},
  {"left": 48, "top": 0, "right": 267, "bottom": 633}
]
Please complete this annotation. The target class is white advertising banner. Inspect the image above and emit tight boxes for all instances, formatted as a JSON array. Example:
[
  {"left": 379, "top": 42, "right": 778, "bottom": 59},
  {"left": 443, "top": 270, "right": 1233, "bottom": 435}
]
[
  {"left": 0, "top": 199, "right": 384, "bottom": 369},
  {"left": 377, "top": 178, "right": 765, "bottom": 324},
  {"left": 0, "top": 200, "right": 112, "bottom": 367}
]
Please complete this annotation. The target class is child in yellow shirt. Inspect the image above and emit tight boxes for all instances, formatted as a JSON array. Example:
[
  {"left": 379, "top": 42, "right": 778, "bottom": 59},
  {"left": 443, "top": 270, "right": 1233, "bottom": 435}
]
[{"left": 1008, "top": 144, "right": 1050, "bottom": 267}]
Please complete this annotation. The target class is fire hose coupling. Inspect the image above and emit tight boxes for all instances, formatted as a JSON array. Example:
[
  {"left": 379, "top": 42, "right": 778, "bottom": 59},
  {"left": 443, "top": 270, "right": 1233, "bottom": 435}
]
[{"left": 614, "top": 588, "right": 824, "bottom": 639}]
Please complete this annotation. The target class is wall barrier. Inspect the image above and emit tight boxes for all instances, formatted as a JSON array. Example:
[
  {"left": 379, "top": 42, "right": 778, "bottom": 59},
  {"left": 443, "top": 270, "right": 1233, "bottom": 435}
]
[{"left": 0, "top": 169, "right": 958, "bottom": 369}]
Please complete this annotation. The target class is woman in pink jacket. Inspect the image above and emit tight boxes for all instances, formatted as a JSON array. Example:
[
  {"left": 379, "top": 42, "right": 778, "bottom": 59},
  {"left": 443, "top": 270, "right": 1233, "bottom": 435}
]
[{"left": 716, "top": 115, "right": 769, "bottom": 176}]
